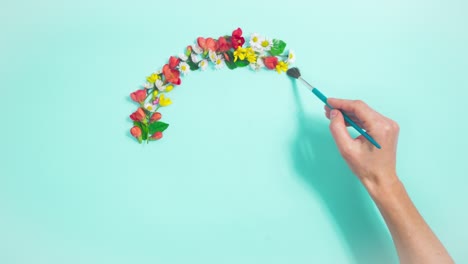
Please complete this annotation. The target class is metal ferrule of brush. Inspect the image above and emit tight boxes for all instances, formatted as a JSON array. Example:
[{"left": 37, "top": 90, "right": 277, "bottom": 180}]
[{"left": 298, "top": 77, "right": 315, "bottom": 91}]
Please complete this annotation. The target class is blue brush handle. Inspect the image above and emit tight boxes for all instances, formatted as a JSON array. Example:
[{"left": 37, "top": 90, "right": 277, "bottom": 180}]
[{"left": 312, "top": 88, "right": 382, "bottom": 149}]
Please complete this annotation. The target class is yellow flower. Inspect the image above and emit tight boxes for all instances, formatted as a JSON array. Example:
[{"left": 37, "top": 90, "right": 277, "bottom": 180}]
[
  {"left": 246, "top": 47, "right": 257, "bottom": 63},
  {"left": 152, "top": 90, "right": 158, "bottom": 100},
  {"left": 234, "top": 47, "right": 257, "bottom": 63},
  {"left": 233, "top": 47, "right": 247, "bottom": 62},
  {"left": 159, "top": 94, "right": 172, "bottom": 107},
  {"left": 165, "top": 85, "right": 174, "bottom": 92},
  {"left": 147, "top": 73, "right": 159, "bottom": 83},
  {"left": 276, "top": 61, "right": 288, "bottom": 74}
]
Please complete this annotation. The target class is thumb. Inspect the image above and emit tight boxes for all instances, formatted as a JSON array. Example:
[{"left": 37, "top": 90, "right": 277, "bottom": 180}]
[{"left": 329, "top": 109, "right": 353, "bottom": 150}]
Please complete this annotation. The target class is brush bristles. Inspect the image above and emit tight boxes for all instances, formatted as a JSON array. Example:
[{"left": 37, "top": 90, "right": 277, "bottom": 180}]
[{"left": 286, "top": 67, "right": 301, "bottom": 79}]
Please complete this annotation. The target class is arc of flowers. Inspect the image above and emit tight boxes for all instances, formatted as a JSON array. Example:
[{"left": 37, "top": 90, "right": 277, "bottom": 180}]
[{"left": 129, "top": 28, "right": 296, "bottom": 143}]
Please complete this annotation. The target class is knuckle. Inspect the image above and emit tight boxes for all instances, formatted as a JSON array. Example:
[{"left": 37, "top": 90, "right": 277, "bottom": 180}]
[
  {"left": 353, "top": 100, "right": 367, "bottom": 109},
  {"left": 383, "top": 123, "right": 392, "bottom": 132},
  {"left": 340, "top": 145, "right": 354, "bottom": 159},
  {"left": 391, "top": 120, "right": 400, "bottom": 132},
  {"left": 384, "top": 119, "right": 400, "bottom": 132}
]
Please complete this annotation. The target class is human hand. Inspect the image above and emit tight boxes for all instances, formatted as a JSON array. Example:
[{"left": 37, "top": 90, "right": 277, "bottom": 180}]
[{"left": 325, "top": 98, "right": 400, "bottom": 195}]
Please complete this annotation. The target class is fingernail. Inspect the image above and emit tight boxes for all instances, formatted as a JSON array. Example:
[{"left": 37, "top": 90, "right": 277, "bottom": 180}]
[{"left": 330, "top": 109, "right": 338, "bottom": 119}]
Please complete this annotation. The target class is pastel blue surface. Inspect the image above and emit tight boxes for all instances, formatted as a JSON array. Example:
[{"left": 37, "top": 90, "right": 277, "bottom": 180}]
[{"left": 1, "top": 0, "right": 467, "bottom": 263}]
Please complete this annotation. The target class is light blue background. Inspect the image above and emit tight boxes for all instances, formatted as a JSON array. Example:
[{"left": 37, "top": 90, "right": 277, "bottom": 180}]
[{"left": 1, "top": 0, "right": 467, "bottom": 263}]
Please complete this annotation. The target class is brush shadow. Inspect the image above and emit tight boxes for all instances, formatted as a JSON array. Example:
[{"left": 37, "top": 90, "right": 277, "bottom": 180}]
[{"left": 288, "top": 80, "right": 397, "bottom": 264}]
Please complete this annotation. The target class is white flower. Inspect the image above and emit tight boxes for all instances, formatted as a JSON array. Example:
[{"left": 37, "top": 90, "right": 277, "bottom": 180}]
[
  {"left": 199, "top": 59, "right": 208, "bottom": 71},
  {"left": 208, "top": 50, "right": 217, "bottom": 63},
  {"left": 144, "top": 102, "right": 156, "bottom": 112},
  {"left": 192, "top": 45, "right": 203, "bottom": 54},
  {"left": 156, "top": 79, "right": 166, "bottom": 91},
  {"left": 250, "top": 33, "right": 262, "bottom": 47},
  {"left": 287, "top": 50, "right": 296, "bottom": 64},
  {"left": 178, "top": 62, "right": 191, "bottom": 75},
  {"left": 214, "top": 55, "right": 225, "bottom": 70},
  {"left": 191, "top": 54, "right": 200, "bottom": 63},
  {"left": 143, "top": 82, "right": 154, "bottom": 89},
  {"left": 250, "top": 57, "right": 265, "bottom": 71},
  {"left": 260, "top": 38, "right": 273, "bottom": 51},
  {"left": 252, "top": 45, "right": 264, "bottom": 53},
  {"left": 179, "top": 53, "right": 188, "bottom": 61}
]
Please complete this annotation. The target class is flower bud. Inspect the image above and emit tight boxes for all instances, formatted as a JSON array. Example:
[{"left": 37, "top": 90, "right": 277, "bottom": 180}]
[
  {"left": 130, "top": 126, "right": 142, "bottom": 138},
  {"left": 151, "top": 131, "right": 163, "bottom": 140},
  {"left": 150, "top": 112, "right": 162, "bottom": 122}
]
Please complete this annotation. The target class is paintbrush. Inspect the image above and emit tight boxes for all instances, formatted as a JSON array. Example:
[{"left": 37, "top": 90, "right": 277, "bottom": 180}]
[{"left": 286, "top": 67, "right": 381, "bottom": 149}]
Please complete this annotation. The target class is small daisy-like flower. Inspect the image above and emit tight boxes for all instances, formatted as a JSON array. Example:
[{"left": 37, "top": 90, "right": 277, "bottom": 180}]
[
  {"left": 178, "top": 62, "right": 190, "bottom": 75},
  {"left": 156, "top": 79, "right": 166, "bottom": 91},
  {"left": 250, "top": 33, "right": 262, "bottom": 48},
  {"left": 191, "top": 54, "right": 200, "bottom": 63},
  {"left": 199, "top": 59, "right": 208, "bottom": 71},
  {"left": 250, "top": 57, "right": 265, "bottom": 71},
  {"left": 209, "top": 50, "right": 217, "bottom": 63},
  {"left": 192, "top": 45, "right": 203, "bottom": 54},
  {"left": 144, "top": 102, "right": 156, "bottom": 112},
  {"left": 275, "top": 61, "right": 288, "bottom": 74},
  {"left": 214, "top": 55, "right": 225, "bottom": 70},
  {"left": 260, "top": 38, "right": 273, "bottom": 51},
  {"left": 287, "top": 50, "right": 296, "bottom": 64},
  {"left": 143, "top": 82, "right": 154, "bottom": 89},
  {"left": 179, "top": 53, "right": 188, "bottom": 61}
]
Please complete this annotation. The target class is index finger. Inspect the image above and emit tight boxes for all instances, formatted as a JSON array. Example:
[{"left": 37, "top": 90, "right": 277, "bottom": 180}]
[{"left": 327, "top": 98, "right": 380, "bottom": 126}]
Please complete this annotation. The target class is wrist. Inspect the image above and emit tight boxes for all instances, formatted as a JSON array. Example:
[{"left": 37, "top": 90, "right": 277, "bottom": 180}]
[{"left": 362, "top": 173, "right": 402, "bottom": 205}]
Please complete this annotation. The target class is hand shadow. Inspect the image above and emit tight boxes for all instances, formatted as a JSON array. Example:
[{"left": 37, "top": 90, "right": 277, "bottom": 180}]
[{"left": 288, "top": 80, "right": 397, "bottom": 264}]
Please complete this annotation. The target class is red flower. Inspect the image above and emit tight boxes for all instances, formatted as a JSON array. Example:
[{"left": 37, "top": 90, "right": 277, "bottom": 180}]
[
  {"left": 217, "top": 37, "right": 231, "bottom": 52},
  {"left": 197, "top": 37, "right": 206, "bottom": 50},
  {"left": 130, "top": 108, "right": 146, "bottom": 122},
  {"left": 169, "top": 56, "right": 180, "bottom": 69},
  {"left": 130, "top": 89, "right": 147, "bottom": 103},
  {"left": 163, "top": 64, "right": 181, "bottom": 85},
  {"left": 197, "top": 37, "right": 218, "bottom": 51},
  {"left": 232, "top": 28, "right": 242, "bottom": 37},
  {"left": 231, "top": 28, "right": 245, "bottom": 49},
  {"left": 206, "top": 38, "right": 218, "bottom": 51},
  {"left": 264, "top": 56, "right": 279, "bottom": 70},
  {"left": 150, "top": 112, "right": 162, "bottom": 122},
  {"left": 151, "top": 131, "right": 163, "bottom": 140},
  {"left": 130, "top": 126, "right": 142, "bottom": 138}
]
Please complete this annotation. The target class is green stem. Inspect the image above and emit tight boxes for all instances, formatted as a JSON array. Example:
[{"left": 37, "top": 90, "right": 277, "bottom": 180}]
[{"left": 145, "top": 89, "right": 154, "bottom": 101}]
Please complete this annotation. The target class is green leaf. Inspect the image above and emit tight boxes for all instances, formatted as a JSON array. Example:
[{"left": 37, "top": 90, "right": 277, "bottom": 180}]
[
  {"left": 187, "top": 60, "right": 199, "bottom": 71},
  {"left": 133, "top": 121, "right": 142, "bottom": 129},
  {"left": 187, "top": 56, "right": 200, "bottom": 71},
  {"left": 141, "top": 123, "right": 149, "bottom": 141},
  {"left": 149, "top": 121, "right": 169, "bottom": 134},
  {"left": 224, "top": 51, "right": 238, "bottom": 70},
  {"left": 269, "top": 39, "right": 287, "bottom": 56},
  {"left": 235, "top": 59, "right": 250, "bottom": 67},
  {"left": 224, "top": 51, "right": 237, "bottom": 70},
  {"left": 226, "top": 60, "right": 238, "bottom": 70}
]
